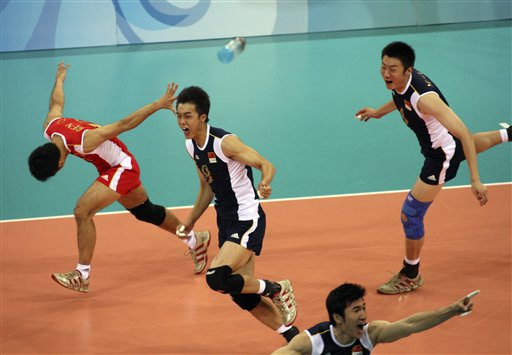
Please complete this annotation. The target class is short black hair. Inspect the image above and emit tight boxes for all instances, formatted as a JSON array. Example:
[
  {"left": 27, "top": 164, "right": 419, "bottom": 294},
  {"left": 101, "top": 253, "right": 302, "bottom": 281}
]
[
  {"left": 382, "top": 41, "right": 416, "bottom": 69},
  {"left": 176, "top": 86, "right": 211, "bottom": 122},
  {"left": 28, "top": 142, "right": 61, "bottom": 181},
  {"left": 326, "top": 283, "right": 366, "bottom": 324}
]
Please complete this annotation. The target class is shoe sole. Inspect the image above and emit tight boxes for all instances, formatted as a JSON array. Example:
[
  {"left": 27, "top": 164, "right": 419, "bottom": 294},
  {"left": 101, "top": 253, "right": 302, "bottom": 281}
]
[
  {"left": 51, "top": 274, "right": 88, "bottom": 293},
  {"left": 377, "top": 280, "right": 424, "bottom": 295},
  {"left": 280, "top": 280, "right": 298, "bottom": 326},
  {"left": 194, "top": 231, "right": 211, "bottom": 275}
]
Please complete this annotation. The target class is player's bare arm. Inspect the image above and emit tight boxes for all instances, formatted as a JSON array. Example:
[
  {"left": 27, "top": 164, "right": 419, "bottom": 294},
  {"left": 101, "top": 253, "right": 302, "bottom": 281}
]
[
  {"left": 82, "top": 83, "right": 178, "bottom": 153},
  {"left": 221, "top": 135, "right": 276, "bottom": 198},
  {"left": 369, "top": 292, "right": 477, "bottom": 345},
  {"left": 417, "top": 93, "right": 487, "bottom": 205},
  {"left": 356, "top": 100, "right": 397, "bottom": 122},
  {"left": 44, "top": 62, "right": 69, "bottom": 129},
  {"left": 176, "top": 165, "right": 214, "bottom": 238},
  {"left": 271, "top": 331, "right": 312, "bottom": 355}
]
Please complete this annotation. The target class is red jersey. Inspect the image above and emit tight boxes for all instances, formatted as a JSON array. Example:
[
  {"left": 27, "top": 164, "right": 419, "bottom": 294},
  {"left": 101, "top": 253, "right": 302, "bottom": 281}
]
[{"left": 44, "top": 117, "right": 141, "bottom": 194}]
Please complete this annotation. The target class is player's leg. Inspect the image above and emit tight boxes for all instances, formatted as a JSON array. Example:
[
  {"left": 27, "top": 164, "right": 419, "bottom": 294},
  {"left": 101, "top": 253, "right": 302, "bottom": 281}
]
[
  {"left": 119, "top": 184, "right": 211, "bottom": 274},
  {"left": 473, "top": 127, "right": 510, "bottom": 153},
  {"left": 206, "top": 215, "right": 297, "bottom": 327},
  {"left": 403, "top": 178, "right": 443, "bottom": 271},
  {"left": 75, "top": 181, "right": 121, "bottom": 264},
  {"left": 52, "top": 181, "right": 120, "bottom": 292},
  {"left": 378, "top": 178, "right": 442, "bottom": 295},
  {"left": 231, "top": 255, "right": 300, "bottom": 342}
]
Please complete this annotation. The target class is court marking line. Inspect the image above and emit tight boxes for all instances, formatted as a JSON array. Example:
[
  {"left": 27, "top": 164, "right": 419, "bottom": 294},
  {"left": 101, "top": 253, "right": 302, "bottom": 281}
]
[{"left": 1, "top": 182, "right": 510, "bottom": 223}]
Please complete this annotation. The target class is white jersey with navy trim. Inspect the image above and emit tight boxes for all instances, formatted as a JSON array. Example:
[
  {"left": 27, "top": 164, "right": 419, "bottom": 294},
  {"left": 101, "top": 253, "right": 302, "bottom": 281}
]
[
  {"left": 185, "top": 125, "right": 260, "bottom": 221},
  {"left": 306, "top": 322, "right": 373, "bottom": 355},
  {"left": 392, "top": 68, "right": 461, "bottom": 161}
]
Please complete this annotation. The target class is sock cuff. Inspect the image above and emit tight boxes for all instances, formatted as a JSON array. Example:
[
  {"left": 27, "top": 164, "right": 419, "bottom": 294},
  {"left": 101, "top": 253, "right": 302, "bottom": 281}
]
[
  {"left": 404, "top": 257, "right": 420, "bottom": 265},
  {"left": 276, "top": 325, "right": 292, "bottom": 334},
  {"left": 499, "top": 129, "right": 508, "bottom": 143}
]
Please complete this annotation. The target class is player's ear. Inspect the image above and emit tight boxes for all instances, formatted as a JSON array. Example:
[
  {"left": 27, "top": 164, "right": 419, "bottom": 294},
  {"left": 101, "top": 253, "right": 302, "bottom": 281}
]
[
  {"left": 200, "top": 113, "right": 207, "bottom": 122},
  {"left": 333, "top": 313, "right": 344, "bottom": 324}
]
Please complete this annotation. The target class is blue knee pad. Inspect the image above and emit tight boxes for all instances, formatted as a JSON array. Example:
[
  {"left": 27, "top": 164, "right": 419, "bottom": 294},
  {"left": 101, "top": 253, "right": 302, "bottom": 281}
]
[
  {"left": 206, "top": 265, "right": 244, "bottom": 294},
  {"left": 401, "top": 192, "right": 432, "bottom": 240},
  {"left": 231, "top": 293, "right": 261, "bottom": 311}
]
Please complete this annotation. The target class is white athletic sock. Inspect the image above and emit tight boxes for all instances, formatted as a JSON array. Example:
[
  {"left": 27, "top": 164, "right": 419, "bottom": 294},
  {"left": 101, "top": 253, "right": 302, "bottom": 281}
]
[
  {"left": 499, "top": 129, "right": 508, "bottom": 143},
  {"left": 76, "top": 263, "right": 90, "bottom": 280},
  {"left": 183, "top": 231, "right": 197, "bottom": 249},
  {"left": 276, "top": 324, "right": 292, "bottom": 334},
  {"left": 405, "top": 257, "right": 420, "bottom": 265},
  {"left": 257, "top": 279, "right": 266, "bottom": 294}
]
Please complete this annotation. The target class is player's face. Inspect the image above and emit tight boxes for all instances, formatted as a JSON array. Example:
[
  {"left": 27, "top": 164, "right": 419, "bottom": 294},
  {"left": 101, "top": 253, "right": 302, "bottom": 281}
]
[
  {"left": 176, "top": 103, "right": 207, "bottom": 140},
  {"left": 339, "top": 298, "right": 367, "bottom": 339},
  {"left": 380, "top": 55, "right": 412, "bottom": 92}
]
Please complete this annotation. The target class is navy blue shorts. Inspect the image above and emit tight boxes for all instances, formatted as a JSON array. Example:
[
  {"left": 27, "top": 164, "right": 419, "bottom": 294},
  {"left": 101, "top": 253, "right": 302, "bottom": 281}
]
[
  {"left": 217, "top": 207, "right": 266, "bottom": 256},
  {"left": 420, "top": 142, "right": 465, "bottom": 185}
]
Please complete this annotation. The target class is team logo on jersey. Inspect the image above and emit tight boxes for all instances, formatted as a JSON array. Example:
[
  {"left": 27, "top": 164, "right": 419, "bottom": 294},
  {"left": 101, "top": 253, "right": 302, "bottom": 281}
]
[
  {"left": 351, "top": 344, "right": 363, "bottom": 355},
  {"left": 195, "top": 155, "right": 199, "bottom": 160},
  {"left": 208, "top": 152, "right": 217, "bottom": 163},
  {"left": 404, "top": 100, "right": 412, "bottom": 111}
]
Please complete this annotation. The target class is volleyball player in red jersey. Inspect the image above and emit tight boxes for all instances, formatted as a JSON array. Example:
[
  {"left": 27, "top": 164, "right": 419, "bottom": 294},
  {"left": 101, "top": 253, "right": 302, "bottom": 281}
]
[{"left": 28, "top": 62, "right": 210, "bottom": 293}]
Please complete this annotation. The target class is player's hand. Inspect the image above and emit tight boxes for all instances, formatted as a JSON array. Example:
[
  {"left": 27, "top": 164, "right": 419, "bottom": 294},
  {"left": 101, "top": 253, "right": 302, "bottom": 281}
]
[
  {"left": 176, "top": 223, "right": 192, "bottom": 239},
  {"left": 455, "top": 290, "right": 479, "bottom": 316},
  {"left": 471, "top": 181, "right": 488, "bottom": 206},
  {"left": 257, "top": 183, "right": 272, "bottom": 199},
  {"left": 355, "top": 108, "right": 378, "bottom": 122},
  {"left": 56, "top": 61, "right": 69, "bottom": 82},
  {"left": 159, "top": 82, "right": 179, "bottom": 114}
]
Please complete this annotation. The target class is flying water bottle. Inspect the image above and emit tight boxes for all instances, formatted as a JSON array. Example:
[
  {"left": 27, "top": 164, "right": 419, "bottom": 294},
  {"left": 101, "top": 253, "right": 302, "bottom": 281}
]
[{"left": 217, "top": 37, "right": 246, "bottom": 63}]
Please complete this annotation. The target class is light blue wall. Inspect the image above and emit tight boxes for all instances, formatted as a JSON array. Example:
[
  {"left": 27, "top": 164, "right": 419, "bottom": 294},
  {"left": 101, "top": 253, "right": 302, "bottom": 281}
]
[
  {"left": 1, "top": 20, "right": 510, "bottom": 220},
  {"left": 1, "top": 0, "right": 510, "bottom": 52}
]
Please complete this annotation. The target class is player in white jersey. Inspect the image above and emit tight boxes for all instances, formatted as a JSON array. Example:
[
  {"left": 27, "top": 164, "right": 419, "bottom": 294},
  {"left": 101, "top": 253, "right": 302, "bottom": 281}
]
[
  {"left": 174, "top": 86, "right": 299, "bottom": 343},
  {"left": 28, "top": 62, "right": 210, "bottom": 293},
  {"left": 355, "top": 42, "right": 511, "bottom": 294},
  {"left": 273, "top": 283, "right": 478, "bottom": 354}
]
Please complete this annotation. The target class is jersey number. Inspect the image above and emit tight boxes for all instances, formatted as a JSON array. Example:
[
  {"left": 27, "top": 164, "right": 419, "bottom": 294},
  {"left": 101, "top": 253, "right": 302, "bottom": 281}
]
[{"left": 200, "top": 165, "right": 213, "bottom": 184}]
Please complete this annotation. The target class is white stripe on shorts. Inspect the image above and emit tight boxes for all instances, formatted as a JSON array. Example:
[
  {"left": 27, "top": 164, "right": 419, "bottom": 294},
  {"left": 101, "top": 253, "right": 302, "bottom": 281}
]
[
  {"left": 241, "top": 219, "right": 258, "bottom": 249},
  {"left": 109, "top": 167, "right": 125, "bottom": 192},
  {"left": 439, "top": 140, "right": 456, "bottom": 184}
]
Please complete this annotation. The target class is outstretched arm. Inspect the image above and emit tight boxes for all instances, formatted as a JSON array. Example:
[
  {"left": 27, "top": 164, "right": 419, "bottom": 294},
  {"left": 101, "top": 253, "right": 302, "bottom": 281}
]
[
  {"left": 221, "top": 135, "right": 276, "bottom": 198},
  {"left": 82, "top": 83, "right": 179, "bottom": 153},
  {"left": 355, "top": 100, "right": 397, "bottom": 122},
  {"left": 417, "top": 93, "right": 487, "bottom": 206},
  {"left": 370, "top": 292, "right": 477, "bottom": 345},
  {"left": 44, "top": 61, "right": 69, "bottom": 129}
]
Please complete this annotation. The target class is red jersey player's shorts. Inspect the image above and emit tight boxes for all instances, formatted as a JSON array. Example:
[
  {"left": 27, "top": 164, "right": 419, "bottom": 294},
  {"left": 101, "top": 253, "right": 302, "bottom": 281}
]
[{"left": 95, "top": 156, "right": 142, "bottom": 195}]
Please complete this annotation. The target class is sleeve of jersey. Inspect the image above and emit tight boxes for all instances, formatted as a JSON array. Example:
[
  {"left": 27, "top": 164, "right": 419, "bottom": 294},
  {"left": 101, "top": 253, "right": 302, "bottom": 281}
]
[
  {"left": 411, "top": 91, "right": 439, "bottom": 115},
  {"left": 305, "top": 330, "right": 324, "bottom": 355},
  {"left": 185, "top": 139, "right": 194, "bottom": 159}
]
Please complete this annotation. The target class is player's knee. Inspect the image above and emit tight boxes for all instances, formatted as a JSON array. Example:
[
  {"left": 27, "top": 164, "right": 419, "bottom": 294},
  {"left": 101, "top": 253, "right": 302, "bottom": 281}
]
[
  {"left": 73, "top": 203, "right": 95, "bottom": 222},
  {"left": 205, "top": 266, "right": 244, "bottom": 294},
  {"left": 127, "top": 199, "right": 166, "bottom": 226},
  {"left": 231, "top": 293, "right": 261, "bottom": 311},
  {"left": 401, "top": 192, "right": 432, "bottom": 240}
]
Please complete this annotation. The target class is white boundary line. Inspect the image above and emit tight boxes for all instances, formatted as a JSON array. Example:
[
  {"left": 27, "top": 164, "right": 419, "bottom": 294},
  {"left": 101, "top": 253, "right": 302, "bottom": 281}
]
[{"left": 1, "top": 182, "right": 510, "bottom": 224}]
